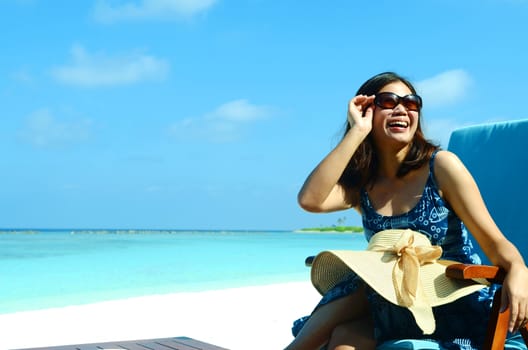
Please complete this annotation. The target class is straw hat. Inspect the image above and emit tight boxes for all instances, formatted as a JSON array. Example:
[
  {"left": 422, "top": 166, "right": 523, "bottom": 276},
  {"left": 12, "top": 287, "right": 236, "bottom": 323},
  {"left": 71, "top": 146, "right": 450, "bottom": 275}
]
[{"left": 310, "top": 229, "right": 488, "bottom": 334}]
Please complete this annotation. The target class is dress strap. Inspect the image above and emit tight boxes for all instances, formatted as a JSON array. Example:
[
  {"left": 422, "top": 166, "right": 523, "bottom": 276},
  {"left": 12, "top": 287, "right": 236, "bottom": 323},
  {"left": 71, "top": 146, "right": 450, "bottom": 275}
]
[
  {"left": 429, "top": 150, "right": 439, "bottom": 173},
  {"left": 428, "top": 149, "right": 441, "bottom": 188}
]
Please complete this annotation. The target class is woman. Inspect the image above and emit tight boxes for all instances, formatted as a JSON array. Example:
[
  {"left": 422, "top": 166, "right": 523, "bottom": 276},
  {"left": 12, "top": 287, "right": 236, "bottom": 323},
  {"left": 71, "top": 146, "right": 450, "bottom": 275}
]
[{"left": 285, "top": 72, "right": 528, "bottom": 350}]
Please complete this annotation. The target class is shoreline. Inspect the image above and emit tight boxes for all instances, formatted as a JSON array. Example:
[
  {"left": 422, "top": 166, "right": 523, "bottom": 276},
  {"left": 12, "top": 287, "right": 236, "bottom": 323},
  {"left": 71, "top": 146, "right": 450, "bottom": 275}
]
[
  {"left": 0, "top": 281, "right": 321, "bottom": 350},
  {"left": 294, "top": 229, "right": 363, "bottom": 234},
  {"left": 295, "top": 226, "right": 364, "bottom": 234}
]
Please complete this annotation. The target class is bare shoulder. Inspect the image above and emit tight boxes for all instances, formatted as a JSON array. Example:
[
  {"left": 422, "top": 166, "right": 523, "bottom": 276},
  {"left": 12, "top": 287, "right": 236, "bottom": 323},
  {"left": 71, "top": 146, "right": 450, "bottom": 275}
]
[
  {"left": 433, "top": 150, "right": 467, "bottom": 176},
  {"left": 432, "top": 150, "right": 476, "bottom": 197}
]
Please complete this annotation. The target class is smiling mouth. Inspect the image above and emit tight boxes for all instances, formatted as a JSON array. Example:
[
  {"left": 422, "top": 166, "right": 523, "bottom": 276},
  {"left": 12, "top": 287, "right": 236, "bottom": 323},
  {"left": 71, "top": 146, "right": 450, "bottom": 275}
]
[{"left": 388, "top": 121, "right": 409, "bottom": 128}]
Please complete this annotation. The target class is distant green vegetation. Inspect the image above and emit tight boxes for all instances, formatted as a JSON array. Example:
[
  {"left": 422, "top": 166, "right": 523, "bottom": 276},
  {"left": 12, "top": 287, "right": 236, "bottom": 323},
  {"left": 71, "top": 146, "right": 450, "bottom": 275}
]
[
  {"left": 297, "top": 226, "right": 363, "bottom": 233},
  {"left": 298, "top": 216, "right": 363, "bottom": 233}
]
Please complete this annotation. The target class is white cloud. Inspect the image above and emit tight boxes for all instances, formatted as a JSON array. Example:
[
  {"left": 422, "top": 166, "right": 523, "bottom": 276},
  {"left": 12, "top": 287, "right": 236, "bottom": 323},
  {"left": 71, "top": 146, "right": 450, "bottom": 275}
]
[
  {"left": 50, "top": 44, "right": 170, "bottom": 87},
  {"left": 169, "top": 99, "right": 274, "bottom": 142},
  {"left": 18, "top": 109, "right": 94, "bottom": 148},
  {"left": 207, "top": 99, "right": 270, "bottom": 122},
  {"left": 415, "top": 69, "right": 472, "bottom": 107},
  {"left": 93, "top": 0, "right": 217, "bottom": 23}
]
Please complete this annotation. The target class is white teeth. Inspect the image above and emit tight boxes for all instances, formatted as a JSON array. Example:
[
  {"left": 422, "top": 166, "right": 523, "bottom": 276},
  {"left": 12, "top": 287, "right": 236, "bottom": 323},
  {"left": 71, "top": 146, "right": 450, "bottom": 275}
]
[{"left": 389, "top": 121, "right": 408, "bottom": 128}]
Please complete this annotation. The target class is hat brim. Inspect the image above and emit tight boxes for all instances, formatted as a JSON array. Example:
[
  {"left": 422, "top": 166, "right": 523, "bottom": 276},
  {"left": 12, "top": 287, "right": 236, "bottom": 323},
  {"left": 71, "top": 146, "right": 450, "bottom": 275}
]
[{"left": 311, "top": 249, "right": 487, "bottom": 307}]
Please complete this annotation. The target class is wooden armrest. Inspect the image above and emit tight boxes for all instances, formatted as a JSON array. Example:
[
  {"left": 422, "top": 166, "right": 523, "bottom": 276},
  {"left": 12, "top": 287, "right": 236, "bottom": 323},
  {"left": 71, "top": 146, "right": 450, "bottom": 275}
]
[
  {"left": 305, "top": 255, "right": 315, "bottom": 267},
  {"left": 445, "top": 263, "right": 506, "bottom": 284}
]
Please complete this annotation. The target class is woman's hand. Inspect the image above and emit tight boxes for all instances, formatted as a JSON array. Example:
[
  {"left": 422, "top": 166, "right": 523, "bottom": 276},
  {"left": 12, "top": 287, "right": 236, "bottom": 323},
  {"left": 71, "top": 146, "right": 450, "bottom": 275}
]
[
  {"left": 347, "top": 94, "right": 375, "bottom": 135},
  {"left": 501, "top": 264, "right": 528, "bottom": 332}
]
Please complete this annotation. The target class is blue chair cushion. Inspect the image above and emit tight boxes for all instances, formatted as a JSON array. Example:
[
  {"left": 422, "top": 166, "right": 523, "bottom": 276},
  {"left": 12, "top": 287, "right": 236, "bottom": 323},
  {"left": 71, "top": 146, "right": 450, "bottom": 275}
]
[
  {"left": 377, "top": 339, "right": 445, "bottom": 349},
  {"left": 447, "top": 119, "right": 528, "bottom": 264}
]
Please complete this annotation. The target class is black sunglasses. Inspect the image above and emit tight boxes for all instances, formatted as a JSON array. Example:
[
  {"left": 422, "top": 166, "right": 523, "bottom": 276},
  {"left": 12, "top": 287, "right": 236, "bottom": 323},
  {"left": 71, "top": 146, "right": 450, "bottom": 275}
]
[{"left": 374, "top": 92, "right": 422, "bottom": 112}]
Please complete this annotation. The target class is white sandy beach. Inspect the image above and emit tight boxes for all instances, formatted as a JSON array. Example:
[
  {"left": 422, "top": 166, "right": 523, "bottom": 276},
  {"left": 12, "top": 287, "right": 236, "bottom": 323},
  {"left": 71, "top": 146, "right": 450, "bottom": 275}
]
[{"left": 0, "top": 281, "right": 321, "bottom": 350}]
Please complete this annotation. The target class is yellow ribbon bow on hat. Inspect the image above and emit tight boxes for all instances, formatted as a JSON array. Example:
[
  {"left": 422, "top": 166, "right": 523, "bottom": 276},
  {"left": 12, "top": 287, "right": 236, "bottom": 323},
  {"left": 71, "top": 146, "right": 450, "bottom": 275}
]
[
  {"left": 392, "top": 230, "right": 443, "bottom": 306},
  {"left": 370, "top": 229, "right": 443, "bottom": 334}
]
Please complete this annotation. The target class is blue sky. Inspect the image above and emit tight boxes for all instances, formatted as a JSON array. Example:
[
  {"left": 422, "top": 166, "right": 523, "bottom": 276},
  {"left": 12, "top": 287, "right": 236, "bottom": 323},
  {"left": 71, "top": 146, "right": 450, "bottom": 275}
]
[{"left": 1, "top": 0, "right": 527, "bottom": 230}]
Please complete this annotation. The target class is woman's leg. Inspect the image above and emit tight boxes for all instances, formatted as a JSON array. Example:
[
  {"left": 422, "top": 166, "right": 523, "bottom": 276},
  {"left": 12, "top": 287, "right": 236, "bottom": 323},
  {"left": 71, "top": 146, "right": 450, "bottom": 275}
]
[
  {"left": 326, "top": 315, "right": 376, "bottom": 350},
  {"left": 284, "top": 285, "right": 371, "bottom": 350}
]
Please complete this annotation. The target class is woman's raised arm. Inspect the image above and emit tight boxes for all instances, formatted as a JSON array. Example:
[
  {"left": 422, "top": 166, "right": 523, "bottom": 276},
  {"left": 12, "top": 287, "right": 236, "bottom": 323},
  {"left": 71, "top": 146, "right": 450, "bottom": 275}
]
[{"left": 298, "top": 95, "right": 374, "bottom": 213}]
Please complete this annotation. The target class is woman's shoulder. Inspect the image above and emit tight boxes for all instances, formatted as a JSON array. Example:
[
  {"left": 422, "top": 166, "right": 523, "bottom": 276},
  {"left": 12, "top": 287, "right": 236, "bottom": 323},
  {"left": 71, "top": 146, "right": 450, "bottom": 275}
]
[
  {"left": 431, "top": 150, "right": 474, "bottom": 193},
  {"left": 432, "top": 150, "right": 465, "bottom": 173}
]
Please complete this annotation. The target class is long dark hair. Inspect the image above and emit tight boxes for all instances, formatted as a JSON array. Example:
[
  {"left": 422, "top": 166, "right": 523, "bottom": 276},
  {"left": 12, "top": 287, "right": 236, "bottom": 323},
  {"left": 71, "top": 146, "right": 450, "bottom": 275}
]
[{"left": 338, "top": 72, "right": 439, "bottom": 191}]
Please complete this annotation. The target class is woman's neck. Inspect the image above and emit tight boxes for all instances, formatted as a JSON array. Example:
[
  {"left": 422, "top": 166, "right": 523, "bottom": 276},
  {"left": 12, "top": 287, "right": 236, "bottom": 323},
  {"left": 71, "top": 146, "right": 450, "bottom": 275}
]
[{"left": 375, "top": 144, "right": 411, "bottom": 179}]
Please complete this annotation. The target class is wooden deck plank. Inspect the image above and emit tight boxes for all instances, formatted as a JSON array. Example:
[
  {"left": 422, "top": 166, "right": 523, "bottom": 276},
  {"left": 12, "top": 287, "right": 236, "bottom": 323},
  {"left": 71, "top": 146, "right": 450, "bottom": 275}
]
[{"left": 12, "top": 337, "right": 229, "bottom": 350}]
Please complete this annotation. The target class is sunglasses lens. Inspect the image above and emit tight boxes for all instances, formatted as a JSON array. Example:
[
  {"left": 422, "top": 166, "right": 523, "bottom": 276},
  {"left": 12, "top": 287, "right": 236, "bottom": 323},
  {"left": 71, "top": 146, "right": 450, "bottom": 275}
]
[
  {"left": 376, "top": 93, "right": 399, "bottom": 109},
  {"left": 402, "top": 95, "right": 421, "bottom": 111}
]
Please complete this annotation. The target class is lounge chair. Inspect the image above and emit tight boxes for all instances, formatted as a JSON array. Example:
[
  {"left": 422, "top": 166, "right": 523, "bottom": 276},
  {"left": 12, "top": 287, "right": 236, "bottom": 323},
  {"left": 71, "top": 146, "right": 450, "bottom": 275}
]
[{"left": 306, "top": 119, "right": 528, "bottom": 349}]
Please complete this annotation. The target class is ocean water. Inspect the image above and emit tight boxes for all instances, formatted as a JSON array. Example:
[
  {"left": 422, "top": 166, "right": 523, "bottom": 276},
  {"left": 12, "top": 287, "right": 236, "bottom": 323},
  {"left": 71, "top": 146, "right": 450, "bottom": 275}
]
[{"left": 0, "top": 229, "right": 366, "bottom": 314}]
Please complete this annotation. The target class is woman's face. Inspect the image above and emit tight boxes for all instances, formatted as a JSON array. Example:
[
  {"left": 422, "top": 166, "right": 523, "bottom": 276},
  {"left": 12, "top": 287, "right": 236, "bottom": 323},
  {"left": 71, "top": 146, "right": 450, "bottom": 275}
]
[{"left": 371, "top": 81, "right": 420, "bottom": 148}]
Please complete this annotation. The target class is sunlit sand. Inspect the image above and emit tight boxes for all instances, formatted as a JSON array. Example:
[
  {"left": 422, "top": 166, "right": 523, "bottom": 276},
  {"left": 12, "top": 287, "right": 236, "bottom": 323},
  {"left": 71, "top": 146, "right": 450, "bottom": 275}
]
[{"left": 0, "top": 281, "right": 320, "bottom": 350}]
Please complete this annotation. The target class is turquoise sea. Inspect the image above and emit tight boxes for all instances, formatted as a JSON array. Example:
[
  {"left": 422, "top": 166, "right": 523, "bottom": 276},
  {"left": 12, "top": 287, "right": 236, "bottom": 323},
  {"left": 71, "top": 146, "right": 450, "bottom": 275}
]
[{"left": 0, "top": 229, "right": 366, "bottom": 314}]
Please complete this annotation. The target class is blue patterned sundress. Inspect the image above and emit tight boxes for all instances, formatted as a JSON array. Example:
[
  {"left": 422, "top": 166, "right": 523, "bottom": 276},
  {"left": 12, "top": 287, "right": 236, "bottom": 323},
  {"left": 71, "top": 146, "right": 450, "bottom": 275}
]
[{"left": 292, "top": 151, "right": 525, "bottom": 349}]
